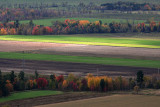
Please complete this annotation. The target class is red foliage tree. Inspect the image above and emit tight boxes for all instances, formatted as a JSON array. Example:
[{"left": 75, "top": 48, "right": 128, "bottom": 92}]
[
  {"left": 69, "top": 81, "right": 78, "bottom": 91},
  {"left": 32, "top": 25, "right": 40, "bottom": 35},
  {"left": 36, "top": 78, "right": 48, "bottom": 89},
  {"left": 43, "top": 26, "right": 53, "bottom": 34},
  {"left": 56, "top": 75, "right": 64, "bottom": 83}
]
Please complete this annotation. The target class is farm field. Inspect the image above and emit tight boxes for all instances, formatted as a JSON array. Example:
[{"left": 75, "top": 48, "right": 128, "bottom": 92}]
[
  {"left": 1, "top": 0, "right": 160, "bottom": 106},
  {"left": 1, "top": 35, "right": 160, "bottom": 48},
  {"left": 0, "top": 52, "right": 160, "bottom": 68},
  {"left": 0, "top": 90, "right": 63, "bottom": 103},
  {"left": 20, "top": 18, "right": 144, "bottom": 26},
  {"left": 36, "top": 94, "right": 160, "bottom": 107},
  {"left": 0, "top": 34, "right": 160, "bottom": 76}
]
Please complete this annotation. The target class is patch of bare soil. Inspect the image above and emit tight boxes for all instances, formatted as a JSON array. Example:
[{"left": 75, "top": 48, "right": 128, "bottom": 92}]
[{"left": 0, "top": 59, "right": 158, "bottom": 77}]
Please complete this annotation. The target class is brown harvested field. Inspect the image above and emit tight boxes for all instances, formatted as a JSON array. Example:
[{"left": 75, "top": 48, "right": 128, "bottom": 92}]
[
  {"left": 0, "top": 59, "right": 158, "bottom": 77},
  {"left": 35, "top": 94, "right": 160, "bottom": 107},
  {"left": 1, "top": 40, "right": 160, "bottom": 60},
  {"left": 0, "top": 92, "right": 109, "bottom": 107},
  {"left": 0, "top": 40, "right": 159, "bottom": 76}
]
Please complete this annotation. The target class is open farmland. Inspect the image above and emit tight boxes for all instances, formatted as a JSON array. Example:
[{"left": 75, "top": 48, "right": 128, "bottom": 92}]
[
  {"left": 0, "top": 90, "right": 63, "bottom": 103},
  {"left": 36, "top": 94, "right": 160, "bottom": 107},
  {"left": 0, "top": 34, "right": 160, "bottom": 76},
  {"left": 20, "top": 18, "right": 144, "bottom": 26},
  {"left": 1, "top": 34, "right": 160, "bottom": 48}
]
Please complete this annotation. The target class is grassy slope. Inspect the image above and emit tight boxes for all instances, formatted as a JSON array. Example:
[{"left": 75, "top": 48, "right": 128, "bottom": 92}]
[
  {"left": 0, "top": 90, "right": 63, "bottom": 103},
  {"left": 0, "top": 52, "right": 160, "bottom": 68},
  {"left": 20, "top": 18, "right": 144, "bottom": 26},
  {"left": 1, "top": 35, "right": 160, "bottom": 48}
]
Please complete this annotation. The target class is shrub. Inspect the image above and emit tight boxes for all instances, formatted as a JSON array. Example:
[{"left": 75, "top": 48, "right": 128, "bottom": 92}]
[
  {"left": 134, "top": 86, "right": 139, "bottom": 94},
  {"left": 49, "top": 79, "right": 56, "bottom": 89},
  {"left": 26, "top": 80, "right": 34, "bottom": 90},
  {"left": 5, "top": 80, "right": 13, "bottom": 92},
  {"left": 1, "top": 81, "right": 9, "bottom": 96},
  {"left": 68, "top": 81, "right": 78, "bottom": 91},
  {"left": 81, "top": 78, "right": 88, "bottom": 91}
]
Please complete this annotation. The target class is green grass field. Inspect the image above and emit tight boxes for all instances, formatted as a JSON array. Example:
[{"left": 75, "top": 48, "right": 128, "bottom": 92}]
[
  {"left": 20, "top": 18, "right": 144, "bottom": 26},
  {"left": 1, "top": 35, "right": 160, "bottom": 48},
  {"left": 0, "top": 90, "right": 63, "bottom": 103},
  {"left": 0, "top": 52, "right": 160, "bottom": 68}
]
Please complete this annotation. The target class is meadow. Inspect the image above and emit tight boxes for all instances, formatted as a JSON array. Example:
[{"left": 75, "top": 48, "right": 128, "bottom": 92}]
[
  {"left": 0, "top": 90, "right": 63, "bottom": 103},
  {"left": 20, "top": 18, "right": 144, "bottom": 26},
  {"left": 1, "top": 35, "right": 160, "bottom": 49}
]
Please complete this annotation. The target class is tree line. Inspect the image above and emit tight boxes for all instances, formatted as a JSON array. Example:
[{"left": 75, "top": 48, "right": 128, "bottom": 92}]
[
  {"left": 101, "top": 1, "right": 160, "bottom": 11},
  {"left": 0, "top": 70, "right": 160, "bottom": 97},
  {"left": 0, "top": 19, "right": 160, "bottom": 35}
]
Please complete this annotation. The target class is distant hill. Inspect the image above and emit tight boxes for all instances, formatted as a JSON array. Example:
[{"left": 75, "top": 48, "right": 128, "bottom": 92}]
[{"left": 1, "top": 0, "right": 160, "bottom": 5}]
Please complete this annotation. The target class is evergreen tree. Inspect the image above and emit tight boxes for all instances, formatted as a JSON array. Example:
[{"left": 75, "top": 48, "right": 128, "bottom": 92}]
[
  {"left": 35, "top": 70, "right": 39, "bottom": 79},
  {"left": 136, "top": 70, "right": 144, "bottom": 87},
  {"left": 10, "top": 70, "right": 16, "bottom": 83},
  {"left": 18, "top": 71, "right": 25, "bottom": 81}
]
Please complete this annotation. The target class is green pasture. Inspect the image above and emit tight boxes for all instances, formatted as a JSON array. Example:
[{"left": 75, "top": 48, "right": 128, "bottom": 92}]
[
  {"left": 0, "top": 90, "right": 63, "bottom": 103},
  {"left": 0, "top": 52, "right": 160, "bottom": 68},
  {"left": 1, "top": 35, "right": 160, "bottom": 48},
  {"left": 20, "top": 18, "right": 144, "bottom": 26}
]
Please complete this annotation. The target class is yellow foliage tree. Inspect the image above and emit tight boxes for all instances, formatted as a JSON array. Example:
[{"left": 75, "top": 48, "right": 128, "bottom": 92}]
[
  {"left": 0, "top": 28, "right": 7, "bottom": 35},
  {"left": 9, "top": 28, "right": 16, "bottom": 35},
  {"left": 62, "top": 80, "right": 68, "bottom": 89}
]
